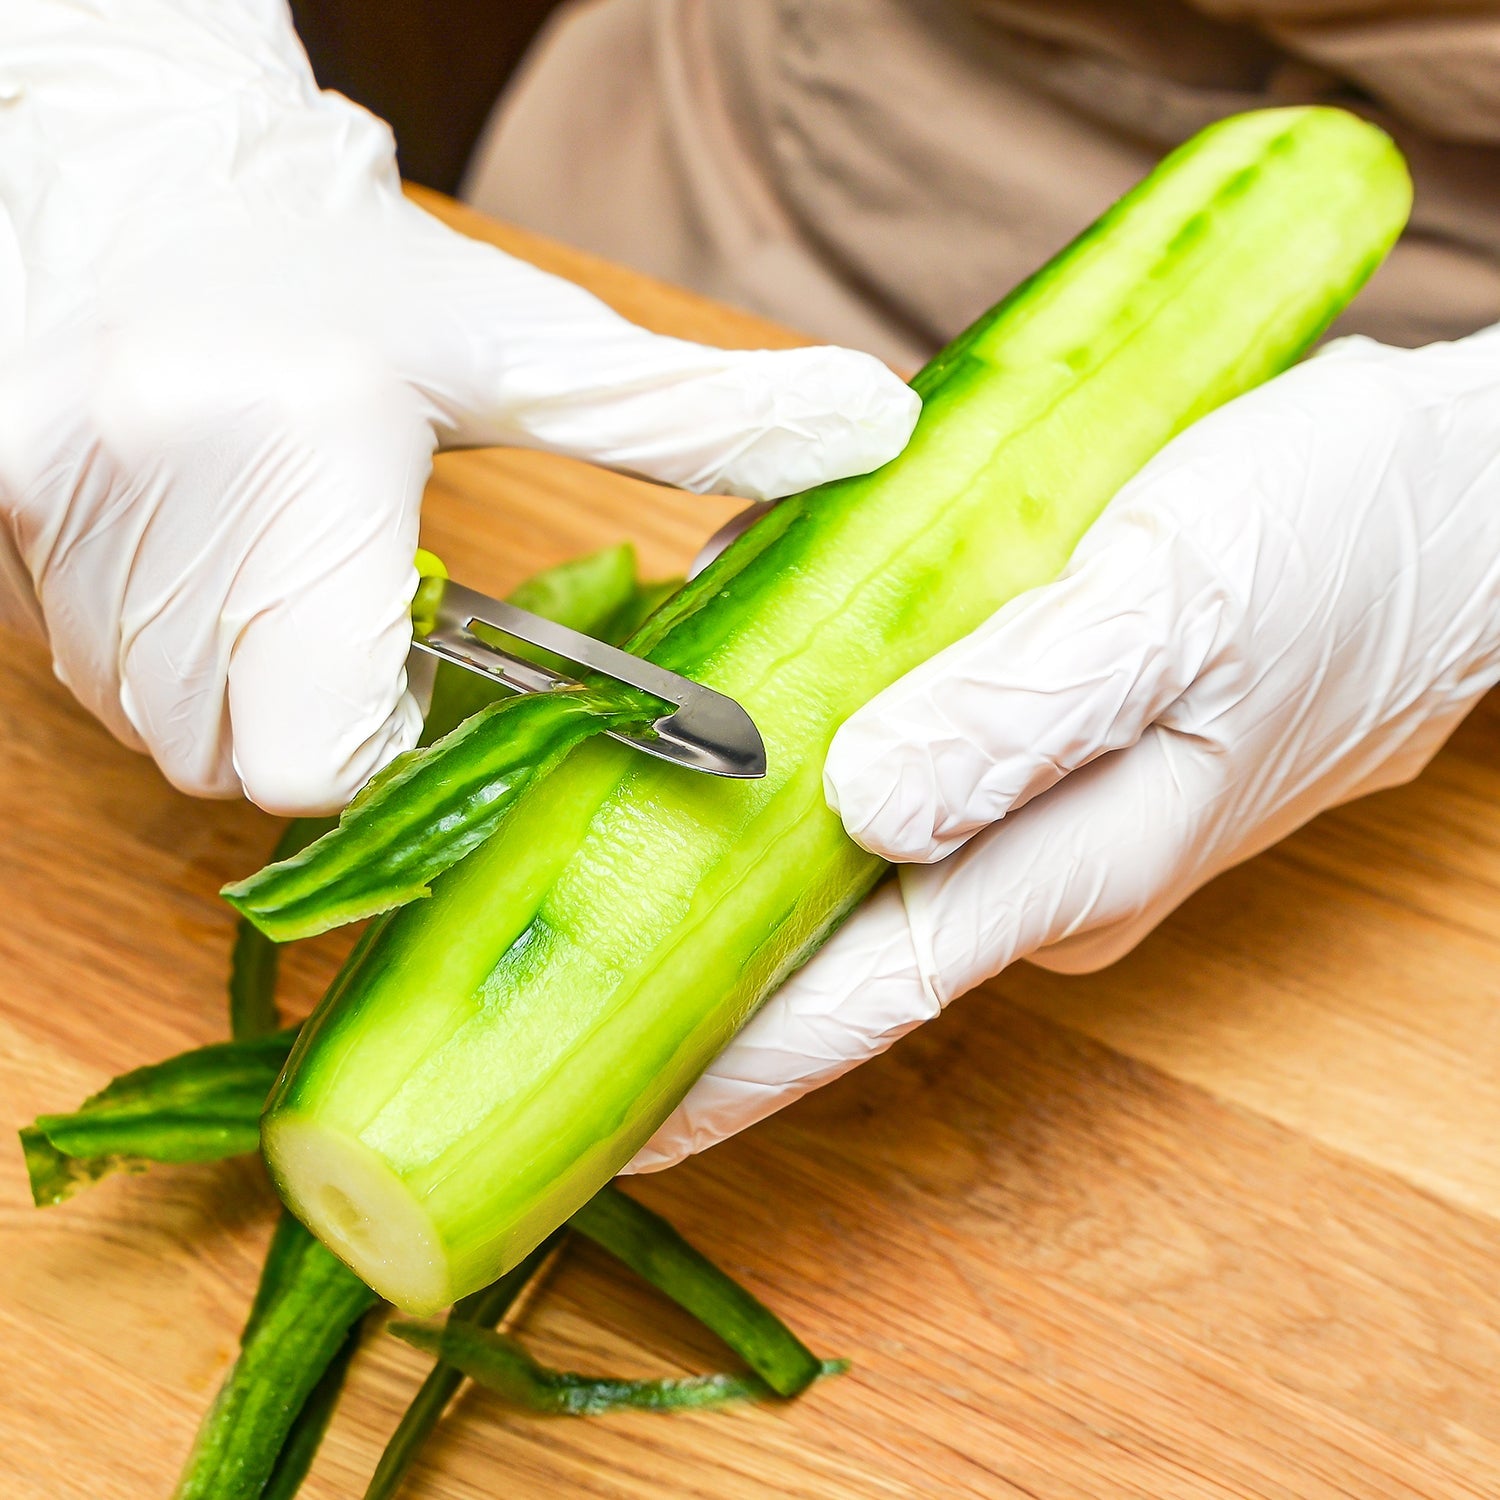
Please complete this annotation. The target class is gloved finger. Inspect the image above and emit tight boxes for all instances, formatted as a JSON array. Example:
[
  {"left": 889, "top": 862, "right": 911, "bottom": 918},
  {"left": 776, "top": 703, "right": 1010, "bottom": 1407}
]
[
  {"left": 903, "top": 724, "right": 1218, "bottom": 1001},
  {"left": 626, "top": 881, "right": 926, "bottom": 1173},
  {"left": 392, "top": 209, "right": 921, "bottom": 501},
  {"left": 109, "top": 336, "right": 430, "bottom": 812},
  {"left": 825, "top": 502, "right": 1228, "bottom": 864}
]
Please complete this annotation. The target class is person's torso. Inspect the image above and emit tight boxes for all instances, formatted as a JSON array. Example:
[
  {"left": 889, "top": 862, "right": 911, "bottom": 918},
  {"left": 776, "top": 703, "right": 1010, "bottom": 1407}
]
[
  {"left": 468, "top": 0, "right": 1500, "bottom": 363},
  {"left": 704, "top": 0, "right": 1500, "bottom": 355}
]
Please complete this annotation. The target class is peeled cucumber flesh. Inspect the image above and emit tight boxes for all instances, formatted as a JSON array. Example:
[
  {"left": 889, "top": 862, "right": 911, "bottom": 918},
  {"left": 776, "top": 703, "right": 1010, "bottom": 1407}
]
[{"left": 263, "top": 109, "right": 1412, "bottom": 1314}]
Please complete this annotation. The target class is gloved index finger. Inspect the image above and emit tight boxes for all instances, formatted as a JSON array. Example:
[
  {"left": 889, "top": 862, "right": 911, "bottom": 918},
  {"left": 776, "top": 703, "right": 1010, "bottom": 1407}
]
[{"left": 393, "top": 213, "right": 921, "bottom": 502}]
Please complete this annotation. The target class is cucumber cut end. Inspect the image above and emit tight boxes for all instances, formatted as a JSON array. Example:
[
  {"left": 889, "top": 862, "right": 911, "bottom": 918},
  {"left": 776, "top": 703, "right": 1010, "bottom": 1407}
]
[{"left": 264, "top": 1115, "right": 449, "bottom": 1316}]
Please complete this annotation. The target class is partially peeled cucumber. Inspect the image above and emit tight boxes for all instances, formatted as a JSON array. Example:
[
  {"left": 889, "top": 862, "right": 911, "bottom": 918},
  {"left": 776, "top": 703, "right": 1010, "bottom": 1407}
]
[{"left": 264, "top": 109, "right": 1412, "bottom": 1314}]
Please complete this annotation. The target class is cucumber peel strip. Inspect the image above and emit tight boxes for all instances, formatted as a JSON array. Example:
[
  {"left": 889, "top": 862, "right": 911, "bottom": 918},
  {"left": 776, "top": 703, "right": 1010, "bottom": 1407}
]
[
  {"left": 224, "top": 544, "right": 663, "bottom": 1009},
  {"left": 387, "top": 1319, "right": 776, "bottom": 1417},
  {"left": 20, "top": 1031, "right": 298, "bottom": 1205},
  {"left": 229, "top": 818, "right": 333, "bottom": 1040},
  {"left": 222, "top": 687, "right": 656, "bottom": 943},
  {"left": 259, "top": 1321, "right": 363, "bottom": 1500},
  {"left": 572, "top": 1186, "right": 823, "bottom": 1397},
  {"left": 19, "top": 1125, "right": 141, "bottom": 1207},
  {"left": 172, "top": 1212, "right": 379, "bottom": 1500}
]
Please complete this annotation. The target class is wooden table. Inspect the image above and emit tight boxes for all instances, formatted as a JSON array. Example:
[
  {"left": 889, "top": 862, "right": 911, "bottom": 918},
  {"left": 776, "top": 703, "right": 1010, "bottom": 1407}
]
[{"left": 4, "top": 189, "right": 1500, "bottom": 1500}]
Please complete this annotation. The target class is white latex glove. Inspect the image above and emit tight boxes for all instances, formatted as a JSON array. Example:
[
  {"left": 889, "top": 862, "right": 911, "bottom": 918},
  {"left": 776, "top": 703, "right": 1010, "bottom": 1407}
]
[
  {"left": 0, "top": 0, "right": 918, "bottom": 814},
  {"left": 631, "top": 326, "right": 1500, "bottom": 1171}
]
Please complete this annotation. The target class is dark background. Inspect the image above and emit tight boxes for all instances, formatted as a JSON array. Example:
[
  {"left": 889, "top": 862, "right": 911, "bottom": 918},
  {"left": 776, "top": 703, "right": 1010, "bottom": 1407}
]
[{"left": 288, "top": 0, "right": 566, "bottom": 194}]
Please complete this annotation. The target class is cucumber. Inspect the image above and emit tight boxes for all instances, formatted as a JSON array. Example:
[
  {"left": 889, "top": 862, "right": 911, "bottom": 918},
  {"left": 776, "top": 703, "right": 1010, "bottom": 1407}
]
[{"left": 264, "top": 109, "right": 1411, "bottom": 1315}]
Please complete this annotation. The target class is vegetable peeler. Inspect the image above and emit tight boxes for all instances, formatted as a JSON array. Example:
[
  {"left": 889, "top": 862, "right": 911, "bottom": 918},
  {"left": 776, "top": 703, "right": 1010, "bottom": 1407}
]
[{"left": 410, "top": 574, "right": 767, "bottom": 779}]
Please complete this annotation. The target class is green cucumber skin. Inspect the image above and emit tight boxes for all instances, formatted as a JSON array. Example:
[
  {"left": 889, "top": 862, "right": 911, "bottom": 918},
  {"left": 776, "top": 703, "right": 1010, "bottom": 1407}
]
[
  {"left": 570, "top": 1186, "right": 824, "bottom": 1397},
  {"left": 266, "top": 108, "right": 1411, "bottom": 1312},
  {"left": 172, "top": 1214, "right": 378, "bottom": 1500},
  {"left": 34, "top": 1030, "right": 298, "bottom": 1166}
]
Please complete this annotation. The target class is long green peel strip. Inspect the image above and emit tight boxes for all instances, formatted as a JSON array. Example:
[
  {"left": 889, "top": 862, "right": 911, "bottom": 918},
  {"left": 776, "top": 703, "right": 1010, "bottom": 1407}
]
[
  {"left": 573, "top": 1187, "right": 823, "bottom": 1397},
  {"left": 223, "top": 543, "right": 675, "bottom": 946},
  {"left": 21, "top": 1031, "right": 298, "bottom": 1205},
  {"left": 172, "top": 1214, "right": 379, "bottom": 1500},
  {"left": 259, "top": 1321, "right": 364, "bottom": 1500},
  {"left": 229, "top": 819, "right": 334, "bottom": 1041},
  {"left": 387, "top": 1320, "right": 773, "bottom": 1416}
]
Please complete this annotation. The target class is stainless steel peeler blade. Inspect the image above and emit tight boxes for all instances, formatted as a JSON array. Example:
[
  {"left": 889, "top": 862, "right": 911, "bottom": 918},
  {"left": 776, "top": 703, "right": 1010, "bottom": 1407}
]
[{"left": 410, "top": 577, "right": 767, "bottom": 779}]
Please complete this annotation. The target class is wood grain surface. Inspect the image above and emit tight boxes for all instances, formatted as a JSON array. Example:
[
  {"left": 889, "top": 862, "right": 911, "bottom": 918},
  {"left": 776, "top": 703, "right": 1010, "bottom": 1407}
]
[{"left": 3, "top": 190, "right": 1498, "bottom": 1500}]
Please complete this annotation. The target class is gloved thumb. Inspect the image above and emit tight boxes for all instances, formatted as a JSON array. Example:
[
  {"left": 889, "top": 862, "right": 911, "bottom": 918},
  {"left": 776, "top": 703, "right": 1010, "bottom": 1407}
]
[
  {"left": 902, "top": 723, "right": 1213, "bottom": 998},
  {"left": 218, "top": 364, "right": 429, "bottom": 814},
  {"left": 394, "top": 209, "right": 921, "bottom": 500},
  {"left": 68, "top": 331, "right": 434, "bottom": 814},
  {"left": 825, "top": 504, "right": 1229, "bottom": 863}
]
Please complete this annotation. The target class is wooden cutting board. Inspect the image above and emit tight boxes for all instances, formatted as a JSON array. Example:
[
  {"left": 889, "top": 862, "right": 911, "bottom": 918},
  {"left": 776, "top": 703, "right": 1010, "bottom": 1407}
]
[{"left": 3, "top": 188, "right": 1500, "bottom": 1500}]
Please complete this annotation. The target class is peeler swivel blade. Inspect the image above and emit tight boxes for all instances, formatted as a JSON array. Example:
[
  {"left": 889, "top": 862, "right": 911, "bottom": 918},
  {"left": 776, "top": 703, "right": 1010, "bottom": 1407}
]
[{"left": 410, "top": 577, "right": 767, "bottom": 780}]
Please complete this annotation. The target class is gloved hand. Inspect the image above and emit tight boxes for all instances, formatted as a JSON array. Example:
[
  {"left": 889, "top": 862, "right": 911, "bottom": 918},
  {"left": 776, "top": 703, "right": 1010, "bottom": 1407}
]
[
  {"left": 0, "top": 0, "right": 917, "bottom": 814},
  {"left": 631, "top": 326, "right": 1500, "bottom": 1171}
]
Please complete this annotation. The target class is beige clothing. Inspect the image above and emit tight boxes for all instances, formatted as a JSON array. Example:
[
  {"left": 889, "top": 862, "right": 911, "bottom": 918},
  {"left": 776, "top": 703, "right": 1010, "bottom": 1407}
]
[{"left": 464, "top": 0, "right": 1500, "bottom": 367}]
